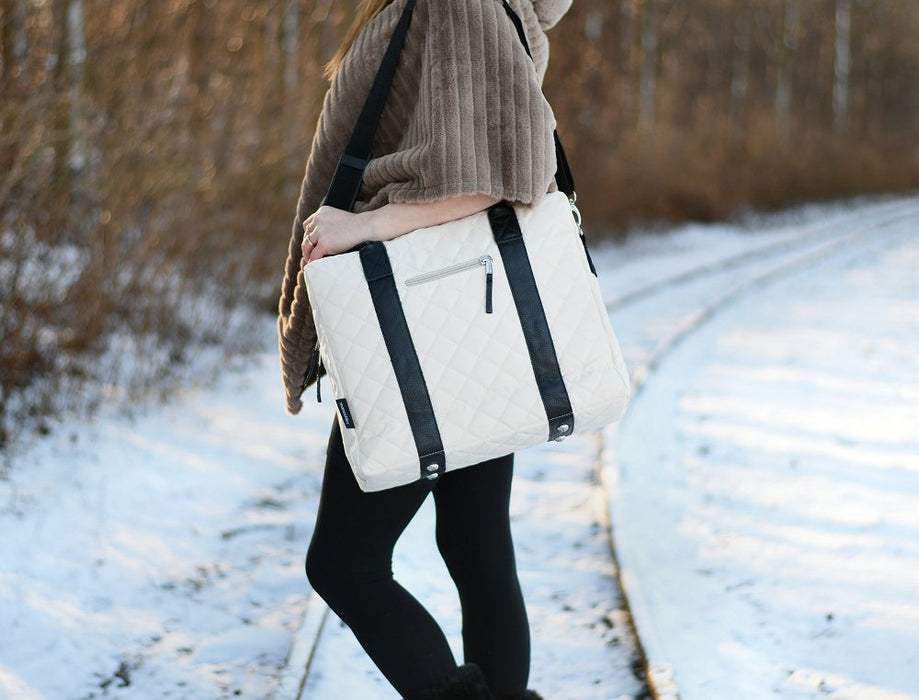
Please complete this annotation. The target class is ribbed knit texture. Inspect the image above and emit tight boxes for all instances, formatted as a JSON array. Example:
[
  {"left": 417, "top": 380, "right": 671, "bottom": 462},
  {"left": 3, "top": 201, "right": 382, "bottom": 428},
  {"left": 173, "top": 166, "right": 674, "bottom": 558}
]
[{"left": 278, "top": 0, "right": 569, "bottom": 414}]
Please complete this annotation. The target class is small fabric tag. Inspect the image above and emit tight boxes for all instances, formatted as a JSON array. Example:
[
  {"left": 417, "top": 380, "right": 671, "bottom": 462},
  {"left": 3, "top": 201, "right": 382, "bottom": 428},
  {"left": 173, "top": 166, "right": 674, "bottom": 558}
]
[{"left": 336, "top": 399, "right": 355, "bottom": 429}]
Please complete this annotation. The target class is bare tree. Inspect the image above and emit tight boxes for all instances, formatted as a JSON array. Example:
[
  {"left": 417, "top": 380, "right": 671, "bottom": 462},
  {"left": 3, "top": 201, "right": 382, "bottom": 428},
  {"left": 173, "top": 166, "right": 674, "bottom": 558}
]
[
  {"left": 2, "top": 0, "right": 918, "bottom": 444},
  {"left": 834, "top": 0, "right": 851, "bottom": 134},
  {"left": 283, "top": 0, "right": 299, "bottom": 94},
  {"left": 67, "top": 0, "right": 87, "bottom": 172},
  {"left": 638, "top": 0, "right": 658, "bottom": 128},
  {"left": 50, "top": 0, "right": 73, "bottom": 201},
  {"left": 730, "top": 0, "right": 752, "bottom": 132},
  {"left": 775, "top": 0, "right": 799, "bottom": 135}
]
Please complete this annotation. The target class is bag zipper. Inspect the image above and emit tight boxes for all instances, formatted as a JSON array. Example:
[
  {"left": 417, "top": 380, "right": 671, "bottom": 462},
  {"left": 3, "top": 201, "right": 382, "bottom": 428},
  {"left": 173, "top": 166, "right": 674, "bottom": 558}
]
[{"left": 404, "top": 255, "right": 494, "bottom": 314}]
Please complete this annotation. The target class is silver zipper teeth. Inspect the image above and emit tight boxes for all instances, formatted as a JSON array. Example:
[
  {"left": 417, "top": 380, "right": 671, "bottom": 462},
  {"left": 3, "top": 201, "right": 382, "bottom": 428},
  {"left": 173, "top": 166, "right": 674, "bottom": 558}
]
[{"left": 404, "top": 256, "right": 492, "bottom": 286}]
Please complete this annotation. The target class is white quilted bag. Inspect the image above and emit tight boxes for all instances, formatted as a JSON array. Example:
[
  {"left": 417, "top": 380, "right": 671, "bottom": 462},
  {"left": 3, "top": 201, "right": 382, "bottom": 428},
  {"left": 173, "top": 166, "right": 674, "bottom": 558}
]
[{"left": 304, "top": 192, "right": 630, "bottom": 492}]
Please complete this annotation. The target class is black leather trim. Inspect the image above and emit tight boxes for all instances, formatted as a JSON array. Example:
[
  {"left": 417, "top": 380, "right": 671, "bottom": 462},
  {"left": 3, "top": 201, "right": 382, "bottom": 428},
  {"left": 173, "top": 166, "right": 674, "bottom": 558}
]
[
  {"left": 359, "top": 242, "right": 446, "bottom": 480},
  {"left": 488, "top": 203, "right": 574, "bottom": 441}
]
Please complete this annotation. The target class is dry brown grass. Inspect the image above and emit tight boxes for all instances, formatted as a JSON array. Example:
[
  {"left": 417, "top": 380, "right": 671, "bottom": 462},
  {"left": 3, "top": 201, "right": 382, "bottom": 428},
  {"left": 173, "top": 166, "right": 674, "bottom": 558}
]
[
  {"left": 1, "top": 0, "right": 917, "bottom": 451},
  {"left": 571, "top": 120, "right": 918, "bottom": 232}
]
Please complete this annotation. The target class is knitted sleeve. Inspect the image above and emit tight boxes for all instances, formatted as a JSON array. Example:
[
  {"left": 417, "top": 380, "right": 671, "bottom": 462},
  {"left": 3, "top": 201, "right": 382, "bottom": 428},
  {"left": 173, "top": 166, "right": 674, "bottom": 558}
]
[{"left": 362, "top": 0, "right": 558, "bottom": 207}]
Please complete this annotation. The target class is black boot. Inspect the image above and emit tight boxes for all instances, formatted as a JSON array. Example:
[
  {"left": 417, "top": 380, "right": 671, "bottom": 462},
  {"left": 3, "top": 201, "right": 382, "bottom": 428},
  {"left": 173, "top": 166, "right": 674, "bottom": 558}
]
[{"left": 408, "top": 663, "right": 494, "bottom": 699}]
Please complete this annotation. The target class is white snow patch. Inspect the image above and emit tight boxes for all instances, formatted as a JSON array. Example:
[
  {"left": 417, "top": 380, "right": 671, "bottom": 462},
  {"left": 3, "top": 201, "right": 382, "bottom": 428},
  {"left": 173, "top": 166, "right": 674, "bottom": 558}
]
[{"left": 609, "top": 212, "right": 919, "bottom": 699}]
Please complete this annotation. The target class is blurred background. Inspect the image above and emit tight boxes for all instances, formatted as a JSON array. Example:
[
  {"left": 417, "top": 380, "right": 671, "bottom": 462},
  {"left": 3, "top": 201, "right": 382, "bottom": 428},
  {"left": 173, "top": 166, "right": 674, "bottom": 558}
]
[{"left": 1, "top": 0, "right": 917, "bottom": 449}]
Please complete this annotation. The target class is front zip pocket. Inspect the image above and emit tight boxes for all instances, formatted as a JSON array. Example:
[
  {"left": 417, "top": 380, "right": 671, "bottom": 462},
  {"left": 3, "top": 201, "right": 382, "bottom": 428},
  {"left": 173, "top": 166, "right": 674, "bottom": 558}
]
[{"left": 404, "top": 255, "right": 494, "bottom": 314}]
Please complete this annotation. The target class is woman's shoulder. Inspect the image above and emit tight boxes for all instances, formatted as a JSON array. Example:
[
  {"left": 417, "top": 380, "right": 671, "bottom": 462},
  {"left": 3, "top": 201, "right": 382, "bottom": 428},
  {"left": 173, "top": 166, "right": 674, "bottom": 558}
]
[
  {"left": 417, "top": 0, "right": 539, "bottom": 54},
  {"left": 421, "top": 0, "right": 510, "bottom": 26},
  {"left": 418, "top": 0, "right": 550, "bottom": 78}
]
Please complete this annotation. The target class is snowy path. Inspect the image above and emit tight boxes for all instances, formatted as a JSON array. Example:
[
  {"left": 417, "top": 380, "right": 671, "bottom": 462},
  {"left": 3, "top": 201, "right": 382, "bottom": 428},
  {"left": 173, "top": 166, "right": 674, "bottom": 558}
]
[
  {"left": 1, "top": 196, "right": 916, "bottom": 700},
  {"left": 606, "top": 200, "right": 919, "bottom": 698},
  {"left": 288, "top": 197, "right": 919, "bottom": 699},
  {"left": 294, "top": 430, "right": 647, "bottom": 700}
]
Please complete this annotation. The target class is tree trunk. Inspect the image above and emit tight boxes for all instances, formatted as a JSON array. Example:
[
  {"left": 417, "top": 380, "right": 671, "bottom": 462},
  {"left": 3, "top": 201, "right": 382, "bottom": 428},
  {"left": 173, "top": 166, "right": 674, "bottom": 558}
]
[
  {"left": 833, "top": 0, "right": 851, "bottom": 134},
  {"left": 638, "top": 0, "right": 657, "bottom": 128},
  {"left": 730, "top": 0, "right": 751, "bottom": 133},
  {"left": 264, "top": 0, "right": 281, "bottom": 93},
  {"left": 51, "top": 0, "right": 73, "bottom": 216},
  {"left": 775, "top": 0, "right": 799, "bottom": 136},
  {"left": 283, "top": 0, "right": 299, "bottom": 94},
  {"left": 67, "top": 0, "right": 86, "bottom": 172},
  {"left": 1, "top": 0, "right": 28, "bottom": 178}
]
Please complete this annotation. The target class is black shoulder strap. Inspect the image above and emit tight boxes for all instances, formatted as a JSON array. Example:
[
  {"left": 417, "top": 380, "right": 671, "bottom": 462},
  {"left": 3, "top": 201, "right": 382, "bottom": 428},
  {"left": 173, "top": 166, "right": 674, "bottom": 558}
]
[
  {"left": 323, "top": 0, "right": 418, "bottom": 211},
  {"left": 324, "top": 0, "right": 576, "bottom": 212}
]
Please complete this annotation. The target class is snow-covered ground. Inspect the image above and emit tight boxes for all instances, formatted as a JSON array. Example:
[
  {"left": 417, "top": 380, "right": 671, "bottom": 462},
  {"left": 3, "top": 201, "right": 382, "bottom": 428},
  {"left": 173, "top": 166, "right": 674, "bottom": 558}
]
[
  {"left": 608, "top": 204, "right": 919, "bottom": 699},
  {"left": 0, "top": 351, "right": 329, "bottom": 699},
  {"left": 1, "top": 195, "right": 917, "bottom": 700}
]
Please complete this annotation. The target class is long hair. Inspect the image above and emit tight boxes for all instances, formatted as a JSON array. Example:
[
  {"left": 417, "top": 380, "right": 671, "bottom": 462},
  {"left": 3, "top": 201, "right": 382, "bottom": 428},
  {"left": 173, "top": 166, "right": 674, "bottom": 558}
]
[{"left": 324, "top": 0, "right": 397, "bottom": 79}]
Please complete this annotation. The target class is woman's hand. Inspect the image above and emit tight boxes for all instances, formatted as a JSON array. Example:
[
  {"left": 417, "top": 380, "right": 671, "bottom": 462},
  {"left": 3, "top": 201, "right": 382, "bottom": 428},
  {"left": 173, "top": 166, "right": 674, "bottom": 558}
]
[
  {"left": 301, "top": 194, "right": 501, "bottom": 264},
  {"left": 301, "top": 206, "right": 368, "bottom": 264}
]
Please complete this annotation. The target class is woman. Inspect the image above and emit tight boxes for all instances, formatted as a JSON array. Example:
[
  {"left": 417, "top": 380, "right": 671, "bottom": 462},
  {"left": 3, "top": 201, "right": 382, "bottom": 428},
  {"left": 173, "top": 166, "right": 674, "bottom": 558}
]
[{"left": 278, "top": 0, "right": 572, "bottom": 697}]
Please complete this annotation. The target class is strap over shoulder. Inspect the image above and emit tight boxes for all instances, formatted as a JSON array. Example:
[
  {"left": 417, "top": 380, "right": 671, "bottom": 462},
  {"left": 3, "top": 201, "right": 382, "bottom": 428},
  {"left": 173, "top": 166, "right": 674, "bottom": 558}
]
[{"left": 324, "top": 0, "right": 577, "bottom": 213}]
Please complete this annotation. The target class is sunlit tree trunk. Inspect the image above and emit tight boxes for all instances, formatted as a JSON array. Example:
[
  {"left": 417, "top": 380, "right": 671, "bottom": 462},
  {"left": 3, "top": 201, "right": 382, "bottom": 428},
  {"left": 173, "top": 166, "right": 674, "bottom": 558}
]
[
  {"left": 614, "top": 0, "right": 639, "bottom": 127},
  {"left": 67, "top": 0, "right": 86, "bottom": 172},
  {"left": 51, "top": 0, "right": 73, "bottom": 212},
  {"left": 730, "top": 0, "right": 751, "bottom": 133},
  {"left": 775, "top": 0, "right": 799, "bottom": 136},
  {"left": 283, "top": 0, "right": 299, "bottom": 94},
  {"left": 833, "top": 0, "right": 851, "bottom": 134},
  {"left": 1, "top": 0, "right": 28, "bottom": 179},
  {"left": 638, "top": 0, "right": 657, "bottom": 128}
]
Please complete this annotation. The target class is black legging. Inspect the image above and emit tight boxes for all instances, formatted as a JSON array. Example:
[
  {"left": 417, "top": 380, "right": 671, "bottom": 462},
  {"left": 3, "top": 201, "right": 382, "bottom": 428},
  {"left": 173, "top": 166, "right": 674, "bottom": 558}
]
[{"left": 305, "top": 420, "right": 530, "bottom": 698}]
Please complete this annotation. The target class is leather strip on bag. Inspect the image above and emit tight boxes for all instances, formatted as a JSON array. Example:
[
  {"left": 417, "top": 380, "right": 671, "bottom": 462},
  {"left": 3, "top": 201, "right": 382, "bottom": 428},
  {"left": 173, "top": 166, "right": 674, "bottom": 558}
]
[
  {"left": 359, "top": 241, "right": 447, "bottom": 481},
  {"left": 323, "top": 0, "right": 418, "bottom": 212},
  {"left": 488, "top": 203, "right": 575, "bottom": 441}
]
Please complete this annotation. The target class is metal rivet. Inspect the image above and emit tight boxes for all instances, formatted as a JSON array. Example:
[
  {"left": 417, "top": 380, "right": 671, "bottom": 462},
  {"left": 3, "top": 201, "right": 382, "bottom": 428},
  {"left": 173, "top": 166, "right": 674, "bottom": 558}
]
[
  {"left": 425, "top": 473, "right": 439, "bottom": 480},
  {"left": 426, "top": 464, "right": 439, "bottom": 472},
  {"left": 557, "top": 424, "right": 569, "bottom": 433},
  {"left": 555, "top": 435, "right": 567, "bottom": 443}
]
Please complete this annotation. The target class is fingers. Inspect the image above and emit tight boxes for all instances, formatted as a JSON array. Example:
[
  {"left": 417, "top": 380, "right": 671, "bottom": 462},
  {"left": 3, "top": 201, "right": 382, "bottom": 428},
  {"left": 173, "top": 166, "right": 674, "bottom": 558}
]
[
  {"left": 302, "top": 228, "right": 328, "bottom": 264},
  {"left": 301, "top": 218, "right": 318, "bottom": 262},
  {"left": 300, "top": 206, "right": 346, "bottom": 264}
]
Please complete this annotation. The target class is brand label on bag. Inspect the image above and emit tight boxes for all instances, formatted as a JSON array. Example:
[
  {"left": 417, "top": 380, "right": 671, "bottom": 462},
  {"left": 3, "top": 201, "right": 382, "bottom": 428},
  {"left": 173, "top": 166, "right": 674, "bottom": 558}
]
[{"left": 336, "top": 399, "right": 355, "bottom": 429}]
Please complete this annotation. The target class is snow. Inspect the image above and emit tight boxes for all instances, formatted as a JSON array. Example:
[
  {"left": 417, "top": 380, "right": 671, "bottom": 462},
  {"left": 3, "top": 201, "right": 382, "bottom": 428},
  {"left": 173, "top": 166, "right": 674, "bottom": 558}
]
[
  {"left": 607, "top": 203, "right": 919, "bottom": 698},
  {"left": 0, "top": 358, "right": 330, "bottom": 698},
  {"left": 2, "top": 195, "right": 918, "bottom": 699}
]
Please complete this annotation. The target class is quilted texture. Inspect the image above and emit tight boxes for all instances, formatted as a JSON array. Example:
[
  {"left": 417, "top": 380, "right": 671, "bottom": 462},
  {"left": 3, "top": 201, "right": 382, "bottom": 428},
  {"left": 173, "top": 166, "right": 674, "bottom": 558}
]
[{"left": 304, "top": 192, "right": 630, "bottom": 491}]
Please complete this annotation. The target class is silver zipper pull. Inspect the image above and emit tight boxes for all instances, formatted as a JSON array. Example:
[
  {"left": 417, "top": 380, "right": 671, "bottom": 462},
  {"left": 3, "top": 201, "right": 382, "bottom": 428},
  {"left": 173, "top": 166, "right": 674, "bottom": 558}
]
[{"left": 481, "top": 256, "right": 494, "bottom": 314}]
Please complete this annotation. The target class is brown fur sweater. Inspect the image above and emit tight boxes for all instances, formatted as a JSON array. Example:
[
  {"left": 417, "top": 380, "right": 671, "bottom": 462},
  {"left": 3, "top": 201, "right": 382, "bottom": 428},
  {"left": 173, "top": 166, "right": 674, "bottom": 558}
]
[{"left": 278, "top": 0, "right": 571, "bottom": 413}]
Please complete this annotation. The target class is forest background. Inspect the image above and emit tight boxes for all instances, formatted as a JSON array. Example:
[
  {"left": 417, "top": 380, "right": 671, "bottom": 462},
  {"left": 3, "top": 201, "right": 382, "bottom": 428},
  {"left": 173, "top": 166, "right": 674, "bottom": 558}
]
[{"left": 1, "top": 0, "right": 917, "bottom": 448}]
